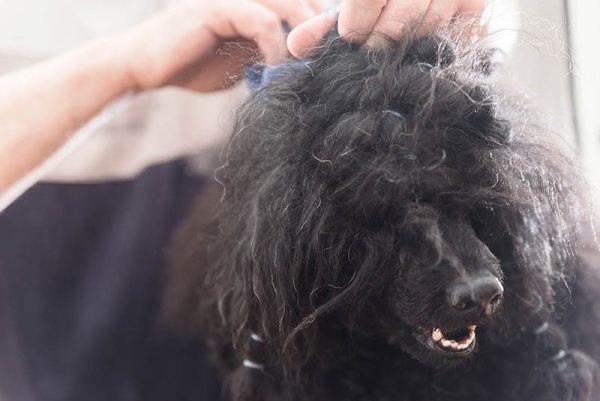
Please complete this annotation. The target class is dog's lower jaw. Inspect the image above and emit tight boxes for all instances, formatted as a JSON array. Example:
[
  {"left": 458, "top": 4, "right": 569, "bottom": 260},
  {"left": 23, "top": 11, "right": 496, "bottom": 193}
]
[
  {"left": 386, "top": 330, "right": 476, "bottom": 370},
  {"left": 415, "top": 328, "right": 477, "bottom": 357},
  {"left": 384, "top": 320, "right": 479, "bottom": 367}
]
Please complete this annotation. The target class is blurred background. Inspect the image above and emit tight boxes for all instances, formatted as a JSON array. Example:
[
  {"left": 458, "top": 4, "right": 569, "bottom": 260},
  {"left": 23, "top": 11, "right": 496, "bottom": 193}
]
[{"left": 505, "top": 1, "right": 600, "bottom": 194}]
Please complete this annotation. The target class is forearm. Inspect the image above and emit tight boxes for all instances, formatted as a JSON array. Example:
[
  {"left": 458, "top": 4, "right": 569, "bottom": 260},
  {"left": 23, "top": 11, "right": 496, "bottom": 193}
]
[
  {"left": 0, "top": 0, "right": 322, "bottom": 199},
  {"left": 0, "top": 36, "right": 132, "bottom": 193}
]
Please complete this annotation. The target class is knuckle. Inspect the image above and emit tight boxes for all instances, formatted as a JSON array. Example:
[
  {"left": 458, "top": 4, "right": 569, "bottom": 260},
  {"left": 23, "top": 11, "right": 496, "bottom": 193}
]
[
  {"left": 206, "top": 6, "right": 227, "bottom": 25},
  {"left": 336, "top": 20, "right": 353, "bottom": 36},
  {"left": 262, "top": 14, "right": 281, "bottom": 32},
  {"left": 347, "top": 0, "right": 386, "bottom": 9},
  {"left": 360, "top": 0, "right": 387, "bottom": 7},
  {"left": 376, "top": 0, "right": 389, "bottom": 7},
  {"left": 461, "top": 0, "right": 486, "bottom": 13}
]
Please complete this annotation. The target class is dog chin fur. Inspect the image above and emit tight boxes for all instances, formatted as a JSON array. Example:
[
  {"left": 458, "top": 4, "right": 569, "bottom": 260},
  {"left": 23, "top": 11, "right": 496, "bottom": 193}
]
[{"left": 164, "top": 25, "right": 600, "bottom": 401}]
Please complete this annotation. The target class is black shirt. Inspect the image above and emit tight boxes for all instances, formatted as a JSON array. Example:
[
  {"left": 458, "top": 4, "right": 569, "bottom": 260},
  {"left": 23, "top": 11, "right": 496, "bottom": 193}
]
[{"left": 0, "top": 160, "right": 224, "bottom": 401}]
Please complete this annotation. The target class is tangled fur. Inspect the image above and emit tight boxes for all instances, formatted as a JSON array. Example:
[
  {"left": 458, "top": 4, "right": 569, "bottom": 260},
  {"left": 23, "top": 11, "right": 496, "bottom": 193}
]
[{"left": 164, "top": 26, "right": 600, "bottom": 401}]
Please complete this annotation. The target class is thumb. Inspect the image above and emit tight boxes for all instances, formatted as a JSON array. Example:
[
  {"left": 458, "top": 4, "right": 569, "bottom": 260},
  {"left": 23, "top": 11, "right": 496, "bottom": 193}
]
[{"left": 287, "top": 10, "right": 338, "bottom": 59}]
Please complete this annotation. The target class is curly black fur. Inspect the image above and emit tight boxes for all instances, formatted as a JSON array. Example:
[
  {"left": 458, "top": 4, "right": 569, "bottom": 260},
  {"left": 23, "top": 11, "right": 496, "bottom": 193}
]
[{"left": 164, "top": 26, "right": 600, "bottom": 401}]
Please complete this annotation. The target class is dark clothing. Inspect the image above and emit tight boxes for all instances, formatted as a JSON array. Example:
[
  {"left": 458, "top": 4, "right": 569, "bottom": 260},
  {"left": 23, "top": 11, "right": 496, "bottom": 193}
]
[{"left": 0, "top": 160, "right": 223, "bottom": 401}]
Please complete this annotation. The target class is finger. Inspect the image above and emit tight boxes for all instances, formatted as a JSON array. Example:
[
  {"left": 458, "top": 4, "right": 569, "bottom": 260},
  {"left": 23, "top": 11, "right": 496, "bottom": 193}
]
[
  {"left": 172, "top": 41, "right": 252, "bottom": 91},
  {"left": 287, "top": 11, "right": 338, "bottom": 58},
  {"left": 207, "top": 2, "right": 288, "bottom": 65},
  {"left": 253, "top": 0, "right": 319, "bottom": 28},
  {"left": 364, "top": 0, "right": 431, "bottom": 47},
  {"left": 338, "top": 0, "right": 388, "bottom": 45},
  {"left": 413, "top": 0, "right": 458, "bottom": 36},
  {"left": 423, "top": 0, "right": 456, "bottom": 27},
  {"left": 457, "top": 0, "right": 485, "bottom": 16},
  {"left": 424, "top": 0, "right": 485, "bottom": 28},
  {"left": 308, "top": 0, "right": 328, "bottom": 13},
  {"left": 477, "top": 23, "right": 488, "bottom": 38},
  {"left": 445, "top": 0, "right": 486, "bottom": 42}
]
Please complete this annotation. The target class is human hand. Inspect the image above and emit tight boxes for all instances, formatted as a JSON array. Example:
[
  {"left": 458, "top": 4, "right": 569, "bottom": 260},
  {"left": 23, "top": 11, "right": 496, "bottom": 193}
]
[
  {"left": 121, "top": 0, "right": 324, "bottom": 92},
  {"left": 287, "top": 0, "right": 486, "bottom": 58}
]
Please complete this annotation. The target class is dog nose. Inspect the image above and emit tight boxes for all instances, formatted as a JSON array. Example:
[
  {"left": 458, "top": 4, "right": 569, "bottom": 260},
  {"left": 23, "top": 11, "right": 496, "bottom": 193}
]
[{"left": 447, "top": 276, "right": 504, "bottom": 317}]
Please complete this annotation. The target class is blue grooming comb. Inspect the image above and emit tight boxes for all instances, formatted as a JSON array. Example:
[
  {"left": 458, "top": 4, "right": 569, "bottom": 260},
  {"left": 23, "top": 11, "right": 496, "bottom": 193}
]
[
  {"left": 245, "top": 64, "right": 279, "bottom": 91},
  {"left": 244, "top": 22, "right": 308, "bottom": 92}
]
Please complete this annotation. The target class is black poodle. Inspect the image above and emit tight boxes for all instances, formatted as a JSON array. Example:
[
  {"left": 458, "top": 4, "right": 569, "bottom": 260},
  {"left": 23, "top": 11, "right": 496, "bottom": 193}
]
[{"left": 164, "top": 26, "right": 600, "bottom": 401}]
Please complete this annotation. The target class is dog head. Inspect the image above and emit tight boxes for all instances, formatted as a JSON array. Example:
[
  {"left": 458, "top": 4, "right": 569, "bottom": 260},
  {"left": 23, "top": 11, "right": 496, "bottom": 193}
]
[{"left": 168, "top": 29, "right": 587, "bottom": 382}]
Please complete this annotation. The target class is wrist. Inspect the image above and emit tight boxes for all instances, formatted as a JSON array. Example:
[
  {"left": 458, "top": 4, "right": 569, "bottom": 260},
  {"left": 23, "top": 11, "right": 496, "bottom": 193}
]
[{"left": 85, "top": 34, "right": 138, "bottom": 94}]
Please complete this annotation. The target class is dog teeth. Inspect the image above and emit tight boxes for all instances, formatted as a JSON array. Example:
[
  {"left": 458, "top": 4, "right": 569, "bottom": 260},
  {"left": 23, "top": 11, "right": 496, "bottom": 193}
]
[{"left": 431, "top": 325, "right": 477, "bottom": 351}]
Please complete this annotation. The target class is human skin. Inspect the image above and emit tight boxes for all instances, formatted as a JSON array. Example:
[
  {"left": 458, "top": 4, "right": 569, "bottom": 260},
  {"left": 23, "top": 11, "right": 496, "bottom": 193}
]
[
  {"left": 287, "top": 0, "right": 486, "bottom": 58},
  {"left": 0, "top": 0, "right": 323, "bottom": 196}
]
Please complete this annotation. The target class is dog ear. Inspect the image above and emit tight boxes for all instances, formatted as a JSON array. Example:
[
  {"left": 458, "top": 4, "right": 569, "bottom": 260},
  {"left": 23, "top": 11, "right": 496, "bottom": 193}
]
[{"left": 161, "top": 183, "right": 224, "bottom": 335}]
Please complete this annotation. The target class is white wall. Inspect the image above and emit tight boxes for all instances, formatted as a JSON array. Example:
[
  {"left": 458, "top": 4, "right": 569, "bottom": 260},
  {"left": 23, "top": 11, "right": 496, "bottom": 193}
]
[
  {"left": 566, "top": 1, "right": 600, "bottom": 190},
  {"left": 502, "top": 0, "right": 576, "bottom": 145}
]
